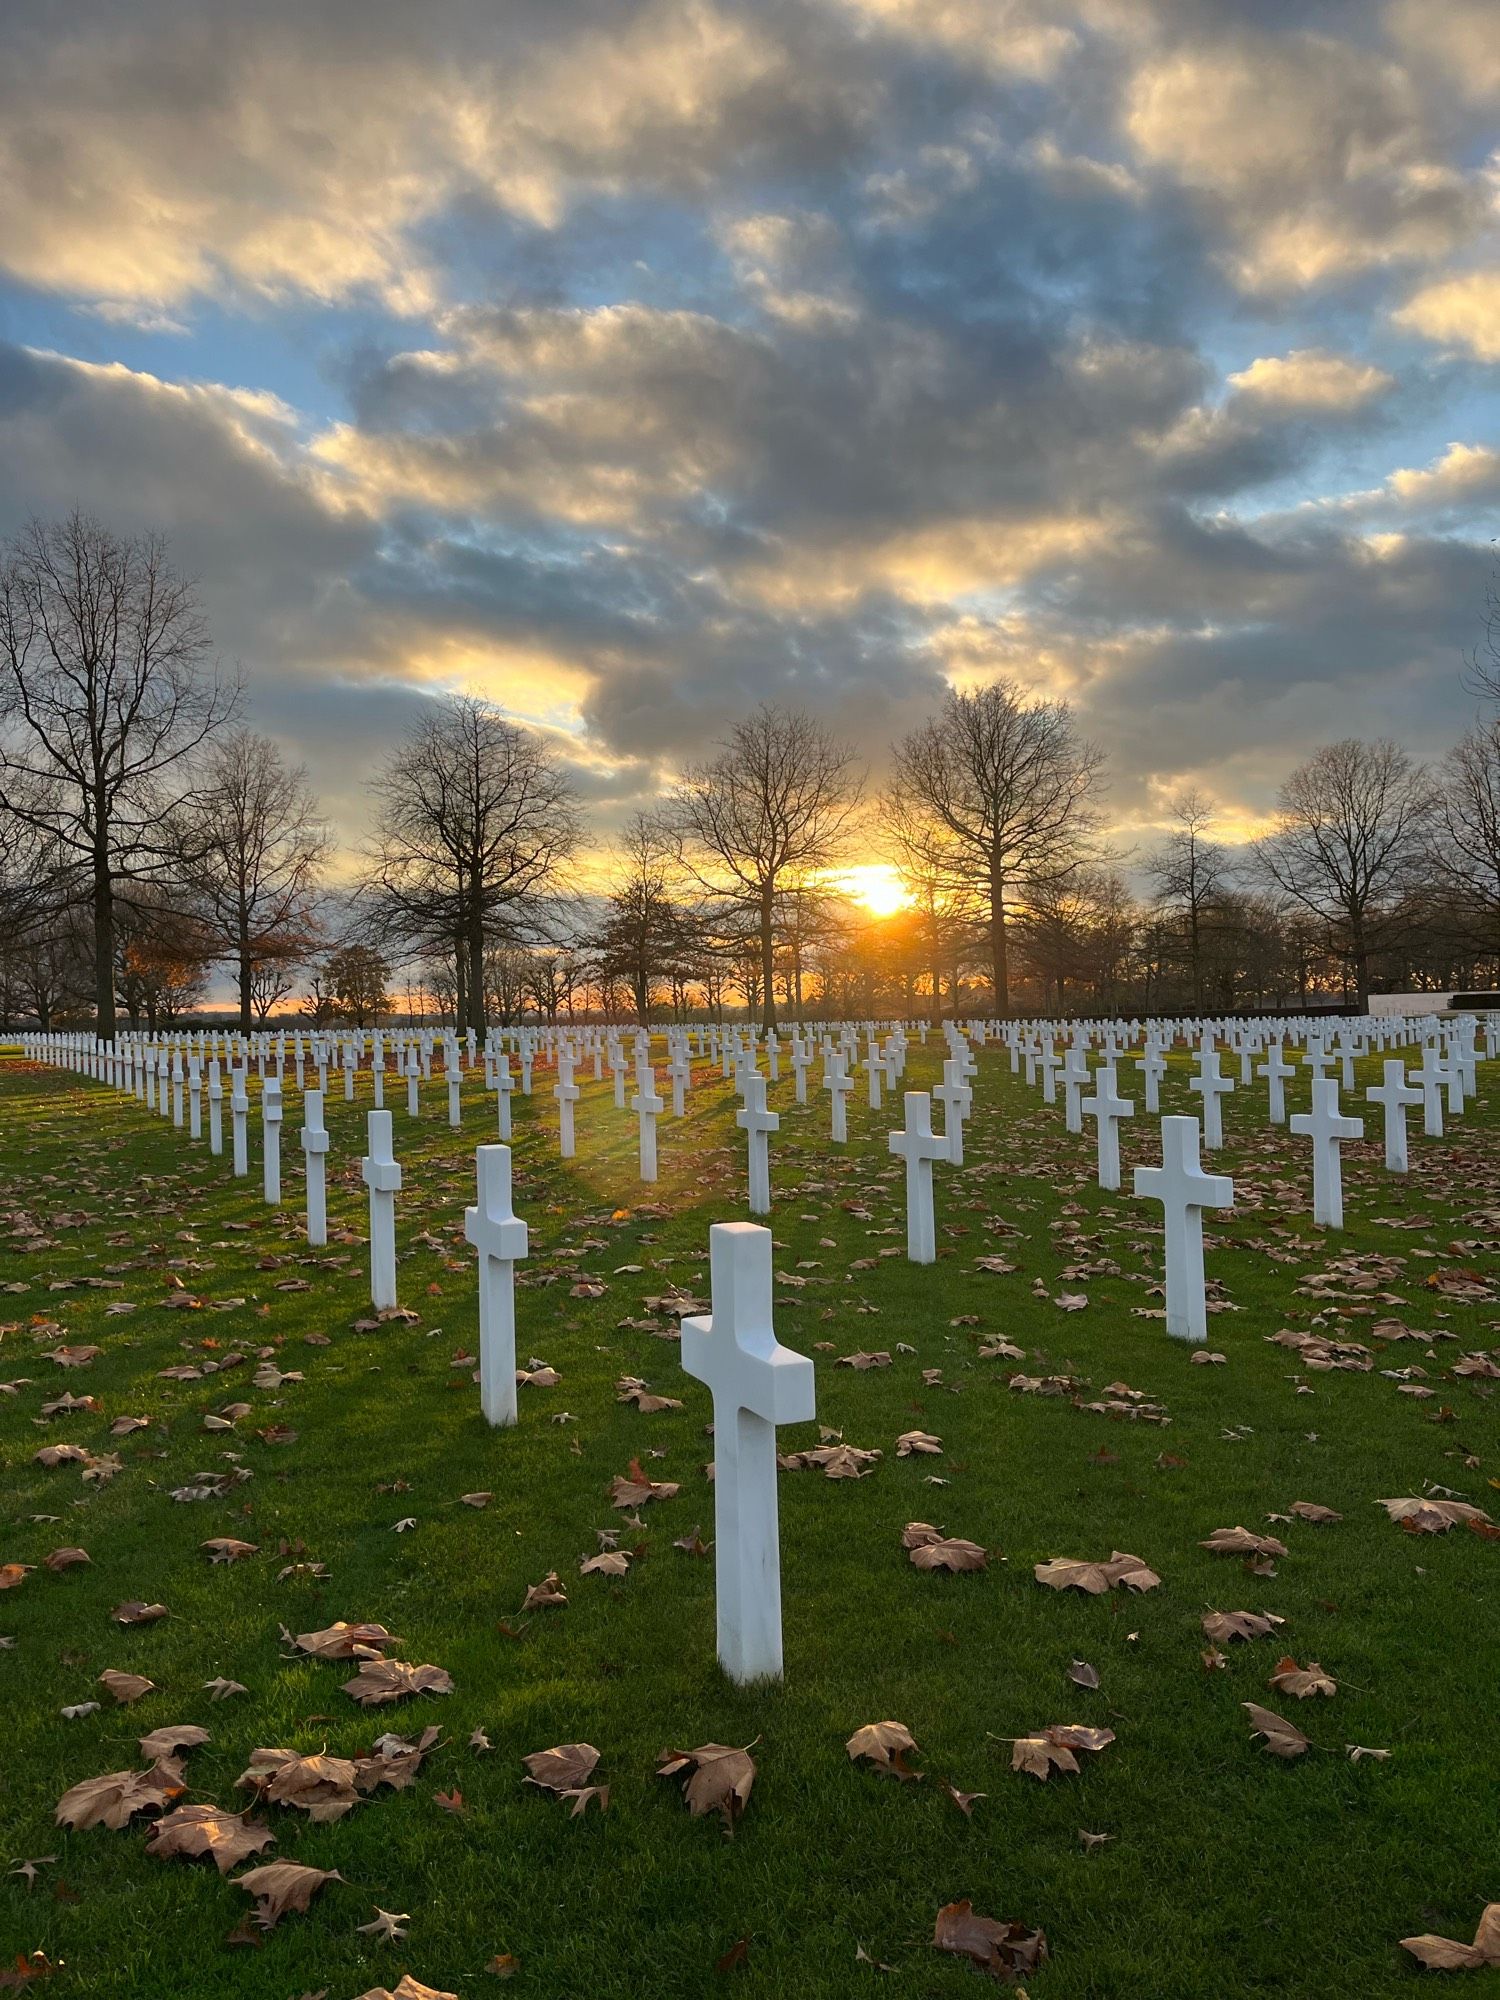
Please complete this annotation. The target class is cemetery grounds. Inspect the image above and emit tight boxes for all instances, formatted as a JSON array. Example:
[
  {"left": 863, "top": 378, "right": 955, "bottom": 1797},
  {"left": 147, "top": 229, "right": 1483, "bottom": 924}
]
[{"left": 0, "top": 1038, "right": 1497, "bottom": 2000}]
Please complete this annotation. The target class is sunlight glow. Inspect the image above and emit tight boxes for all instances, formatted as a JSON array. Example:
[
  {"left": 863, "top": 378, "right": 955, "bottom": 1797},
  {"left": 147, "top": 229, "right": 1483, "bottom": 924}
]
[{"left": 828, "top": 863, "right": 911, "bottom": 919}]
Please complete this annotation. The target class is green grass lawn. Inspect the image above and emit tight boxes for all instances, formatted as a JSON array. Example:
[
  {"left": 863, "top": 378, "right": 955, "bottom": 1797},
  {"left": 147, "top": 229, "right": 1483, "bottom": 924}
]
[{"left": 0, "top": 1036, "right": 1497, "bottom": 1999}]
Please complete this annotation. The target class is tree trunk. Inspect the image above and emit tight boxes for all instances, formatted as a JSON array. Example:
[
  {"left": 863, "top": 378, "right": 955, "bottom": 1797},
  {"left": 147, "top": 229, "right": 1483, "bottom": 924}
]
[
  {"left": 93, "top": 843, "right": 116, "bottom": 1042},
  {"left": 988, "top": 865, "right": 1009, "bottom": 1016},
  {"left": 759, "top": 895, "right": 777, "bottom": 1034}
]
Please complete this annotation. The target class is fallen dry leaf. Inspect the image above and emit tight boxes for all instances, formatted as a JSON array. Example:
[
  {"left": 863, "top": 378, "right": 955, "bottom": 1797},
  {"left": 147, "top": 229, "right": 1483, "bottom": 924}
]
[
  {"left": 932, "top": 1900, "right": 1048, "bottom": 1981},
  {"left": 846, "top": 1721, "right": 922, "bottom": 1780},
  {"left": 1009, "top": 1724, "right": 1115, "bottom": 1781},
  {"left": 1034, "top": 1552, "right": 1160, "bottom": 1595},
  {"left": 1242, "top": 1701, "right": 1311, "bottom": 1759},
  {"left": 1267, "top": 1657, "right": 1337, "bottom": 1699},
  {"left": 56, "top": 1758, "right": 186, "bottom": 1830},
  {"left": 1401, "top": 1905, "right": 1500, "bottom": 1972},
  {"left": 341, "top": 1660, "right": 453, "bottom": 1707},
  {"left": 146, "top": 1803, "right": 275, "bottom": 1874},
  {"left": 235, "top": 1859, "right": 342, "bottom": 1929},
  {"left": 658, "top": 1742, "right": 756, "bottom": 1832}
]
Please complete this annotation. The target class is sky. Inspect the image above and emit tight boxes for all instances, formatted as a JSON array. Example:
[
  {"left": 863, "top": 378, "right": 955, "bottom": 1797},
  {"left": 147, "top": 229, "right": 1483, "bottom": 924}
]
[{"left": 0, "top": 0, "right": 1497, "bottom": 871}]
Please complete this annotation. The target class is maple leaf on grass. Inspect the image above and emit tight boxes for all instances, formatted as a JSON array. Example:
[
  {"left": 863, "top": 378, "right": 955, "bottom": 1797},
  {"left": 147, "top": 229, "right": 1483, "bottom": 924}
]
[
  {"left": 658, "top": 1742, "right": 757, "bottom": 1833},
  {"left": 202, "top": 1538, "right": 259, "bottom": 1563},
  {"left": 1377, "top": 1495, "right": 1494, "bottom": 1534},
  {"left": 354, "top": 1978, "right": 459, "bottom": 2000},
  {"left": 55, "top": 1757, "right": 186, "bottom": 1830},
  {"left": 903, "top": 1523, "right": 987, "bottom": 1572},
  {"left": 521, "top": 1571, "right": 567, "bottom": 1611},
  {"left": 145, "top": 1803, "right": 274, "bottom": 1874},
  {"left": 517, "top": 1735, "right": 610, "bottom": 1815},
  {"left": 112, "top": 1600, "right": 169, "bottom": 1625},
  {"left": 932, "top": 1900, "right": 1048, "bottom": 1981},
  {"left": 1267, "top": 1656, "right": 1337, "bottom": 1698},
  {"left": 895, "top": 1431, "right": 943, "bottom": 1457},
  {"left": 1242, "top": 1702, "right": 1311, "bottom": 1759},
  {"left": 237, "top": 1748, "right": 362, "bottom": 1820},
  {"left": 354, "top": 1726, "right": 442, "bottom": 1794},
  {"left": 1401, "top": 1905, "right": 1500, "bottom": 1972},
  {"left": 1200, "top": 1527, "right": 1289, "bottom": 1559},
  {"left": 291, "top": 1620, "right": 402, "bottom": 1659},
  {"left": 609, "top": 1458, "right": 680, "bottom": 1508},
  {"left": 355, "top": 1908, "right": 410, "bottom": 1942},
  {"left": 1202, "top": 1611, "right": 1285, "bottom": 1645},
  {"left": 1006, "top": 1724, "right": 1115, "bottom": 1781},
  {"left": 342, "top": 1659, "right": 453, "bottom": 1707},
  {"left": 235, "top": 1859, "right": 342, "bottom": 1929},
  {"left": 98, "top": 1669, "right": 155, "bottom": 1704},
  {"left": 1034, "top": 1551, "right": 1161, "bottom": 1594},
  {"left": 139, "top": 1724, "right": 210, "bottom": 1758},
  {"left": 846, "top": 1721, "right": 922, "bottom": 1779}
]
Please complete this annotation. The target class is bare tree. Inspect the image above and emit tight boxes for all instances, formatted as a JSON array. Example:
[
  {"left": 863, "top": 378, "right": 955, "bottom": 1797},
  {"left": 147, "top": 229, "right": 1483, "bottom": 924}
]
[
  {"left": 886, "top": 681, "right": 1104, "bottom": 1014},
  {"left": 0, "top": 513, "right": 239, "bottom": 1037},
  {"left": 590, "top": 812, "right": 698, "bottom": 1023},
  {"left": 366, "top": 695, "right": 581, "bottom": 1034},
  {"left": 1147, "top": 788, "right": 1227, "bottom": 1010},
  {"left": 1428, "top": 721, "right": 1500, "bottom": 961},
  {"left": 662, "top": 704, "right": 864, "bottom": 1032},
  {"left": 184, "top": 728, "right": 328, "bottom": 1031},
  {"left": 1256, "top": 739, "right": 1431, "bottom": 1007}
]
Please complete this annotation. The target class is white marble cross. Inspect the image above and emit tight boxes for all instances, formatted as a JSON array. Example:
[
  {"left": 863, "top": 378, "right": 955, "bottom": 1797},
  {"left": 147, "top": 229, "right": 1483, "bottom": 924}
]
[
  {"left": 493, "top": 1059, "right": 515, "bottom": 1140},
  {"left": 207, "top": 1059, "right": 224, "bottom": 1156},
  {"left": 554, "top": 1049, "right": 579, "bottom": 1159},
  {"left": 1366, "top": 1058, "right": 1422, "bottom": 1173},
  {"left": 889, "top": 1090, "right": 948, "bottom": 1263},
  {"left": 824, "top": 1055, "right": 852, "bottom": 1143},
  {"left": 464, "top": 1143, "right": 529, "bottom": 1427},
  {"left": 681, "top": 1222, "right": 816, "bottom": 1684},
  {"left": 931, "top": 1059, "right": 966, "bottom": 1166},
  {"left": 1290, "top": 1077, "right": 1363, "bottom": 1229},
  {"left": 187, "top": 1057, "right": 202, "bottom": 1141},
  {"left": 230, "top": 1066, "right": 249, "bottom": 1177},
  {"left": 300, "top": 1086, "right": 330, "bottom": 1246},
  {"left": 1188, "top": 1043, "right": 1232, "bottom": 1150},
  {"left": 170, "top": 1050, "right": 185, "bottom": 1128},
  {"left": 1132, "top": 1115, "right": 1234, "bottom": 1344},
  {"left": 670, "top": 1050, "right": 691, "bottom": 1119},
  {"left": 1136, "top": 1044, "right": 1166, "bottom": 1114},
  {"left": 1257, "top": 1041, "right": 1293, "bottom": 1125},
  {"left": 447, "top": 1066, "right": 462, "bottom": 1128},
  {"left": 361, "top": 1109, "right": 402, "bottom": 1311},
  {"left": 1061, "top": 1046, "right": 1090, "bottom": 1135},
  {"left": 405, "top": 1045, "right": 421, "bottom": 1118},
  {"left": 261, "top": 1078, "right": 283, "bottom": 1204},
  {"left": 1416, "top": 1043, "right": 1446, "bottom": 1138},
  {"left": 1038, "top": 1044, "right": 1060, "bottom": 1105},
  {"left": 633, "top": 1065, "right": 664, "bottom": 1182},
  {"left": 737, "top": 1071, "right": 779, "bottom": 1214},
  {"left": 1082, "top": 1064, "right": 1134, "bottom": 1192}
]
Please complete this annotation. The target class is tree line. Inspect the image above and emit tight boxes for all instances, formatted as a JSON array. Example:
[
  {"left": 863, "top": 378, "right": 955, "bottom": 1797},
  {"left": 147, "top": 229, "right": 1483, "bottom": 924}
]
[{"left": 3, "top": 513, "right": 1499, "bottom": 1035}]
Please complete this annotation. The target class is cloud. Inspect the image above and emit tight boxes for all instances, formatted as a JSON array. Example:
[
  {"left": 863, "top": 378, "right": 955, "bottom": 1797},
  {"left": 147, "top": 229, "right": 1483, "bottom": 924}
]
[
  {"left": 1122, "top": 31, "right": 1482, "bottom": 291},
  {"left": 1392, "top": 266, "right": 1500, "bottom": 361},
  {"left": 1226, "top": 349, "right": 1393, "bottom": 411},
  {"left": 1387, "top": 0, "right": 1500, "bottom": 105},
  {"left": 1386, "top": 440, "right": 1500, "bottom": 510}
]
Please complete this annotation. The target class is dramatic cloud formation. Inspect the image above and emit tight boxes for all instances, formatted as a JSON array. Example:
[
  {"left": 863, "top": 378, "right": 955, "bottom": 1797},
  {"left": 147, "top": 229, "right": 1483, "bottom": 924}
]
[{"left": 0, "top": 0, "right": 1495, "bottom": 848}]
